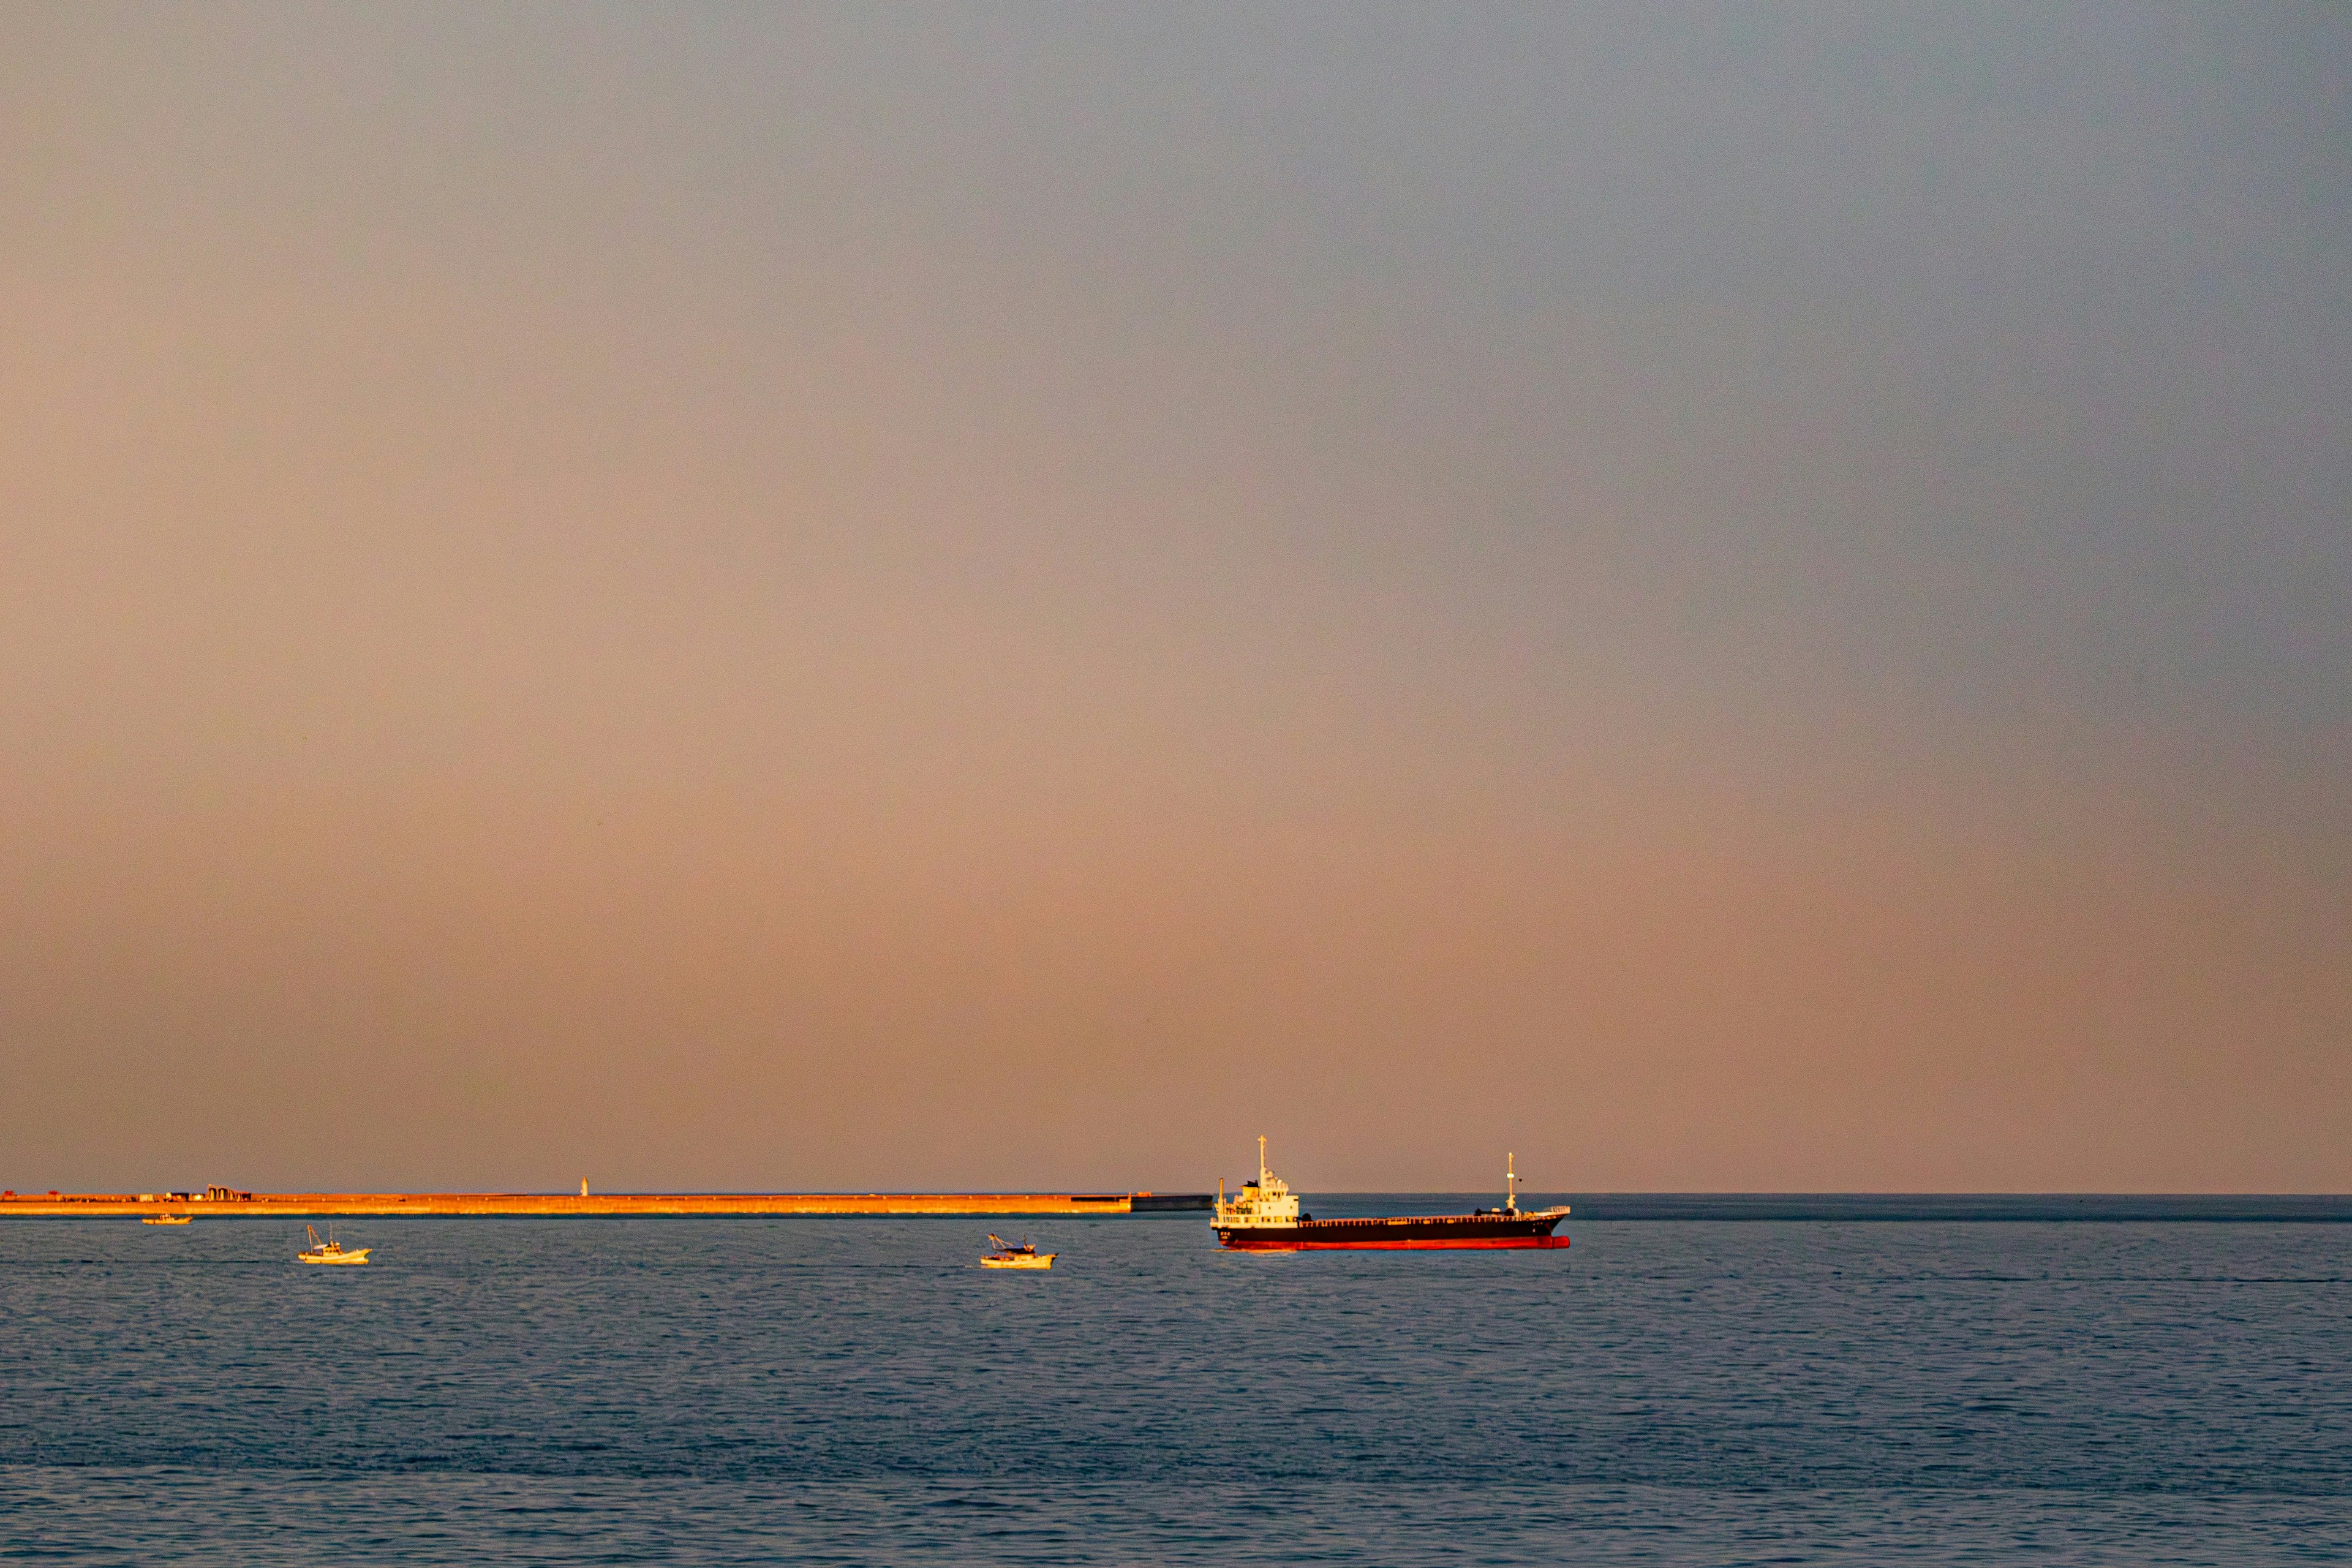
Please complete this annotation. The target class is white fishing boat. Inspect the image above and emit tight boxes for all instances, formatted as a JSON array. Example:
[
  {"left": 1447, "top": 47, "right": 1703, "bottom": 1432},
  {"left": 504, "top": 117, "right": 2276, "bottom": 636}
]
[
  {"left": 981, "top": 1234, "right": 1055, "bottom": 1270},
  {"left": 297, "top": 1224, "right": 371, "bottom": 1266}
]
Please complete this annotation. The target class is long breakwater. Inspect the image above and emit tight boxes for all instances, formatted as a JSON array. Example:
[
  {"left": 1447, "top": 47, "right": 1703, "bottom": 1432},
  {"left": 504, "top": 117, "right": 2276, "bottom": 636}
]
[{"left": 0, "top": 1189, "right": 1214, "bottom": 1218}]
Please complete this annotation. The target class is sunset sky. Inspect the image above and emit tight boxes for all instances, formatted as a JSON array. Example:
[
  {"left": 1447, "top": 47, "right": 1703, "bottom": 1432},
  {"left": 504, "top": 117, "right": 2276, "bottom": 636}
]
[{"left": 4, "top": 4, "right": 2346, "bottom": 1194}]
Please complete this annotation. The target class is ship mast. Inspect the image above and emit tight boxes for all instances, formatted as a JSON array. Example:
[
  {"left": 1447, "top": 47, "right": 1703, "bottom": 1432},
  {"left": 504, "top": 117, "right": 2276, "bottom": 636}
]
[
  {"left": 1506, "top": 1152, "right": 1518, "bottom": 1214},
  {"left": 1259, "top": 1134, "right": 1268, "bottom": 1187}
]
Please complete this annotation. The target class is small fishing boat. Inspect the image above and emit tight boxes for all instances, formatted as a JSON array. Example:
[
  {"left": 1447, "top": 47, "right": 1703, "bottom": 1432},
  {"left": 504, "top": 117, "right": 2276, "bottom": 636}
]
[
  {"left": 981, "top": 1234, "right": 1055, "bottom": 1270},
  {"left": 297, "top": 1224, "right": 371, "bottom": 1266},
  {"left": 141, "top": 1213, "right": 192, "bottom": 1226}
]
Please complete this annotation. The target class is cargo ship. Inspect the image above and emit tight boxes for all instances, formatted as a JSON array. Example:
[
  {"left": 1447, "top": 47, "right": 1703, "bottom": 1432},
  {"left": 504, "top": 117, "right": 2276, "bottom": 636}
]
[{"left": 1212, "top": 1139, "right": 1569, "bottom": 1251}]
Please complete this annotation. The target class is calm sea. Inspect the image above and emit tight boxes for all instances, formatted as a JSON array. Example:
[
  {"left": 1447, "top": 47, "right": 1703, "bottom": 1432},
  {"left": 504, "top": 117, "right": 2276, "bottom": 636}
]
[{"left": 4, "top": 1198, "right": 2348, "bottom": 1564}]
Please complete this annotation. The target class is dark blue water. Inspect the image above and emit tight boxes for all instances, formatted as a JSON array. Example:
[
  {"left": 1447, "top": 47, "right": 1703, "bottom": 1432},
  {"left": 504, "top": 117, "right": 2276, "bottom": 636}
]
[{"left": 4, "top": 1202, "right": 2348, "bottom": 1564}]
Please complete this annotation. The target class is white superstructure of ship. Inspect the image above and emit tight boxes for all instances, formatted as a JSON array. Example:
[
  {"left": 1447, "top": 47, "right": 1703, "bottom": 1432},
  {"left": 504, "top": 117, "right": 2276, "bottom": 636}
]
[{"left": 1213, "top": 1136, "right": 1303, "bottom": 1233}]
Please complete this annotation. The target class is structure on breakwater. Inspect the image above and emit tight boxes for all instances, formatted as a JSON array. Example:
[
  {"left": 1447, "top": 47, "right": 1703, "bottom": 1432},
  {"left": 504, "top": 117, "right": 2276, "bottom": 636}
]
[{"left": 0, "top": 1188, "right": 1214, "bottom": 1218}]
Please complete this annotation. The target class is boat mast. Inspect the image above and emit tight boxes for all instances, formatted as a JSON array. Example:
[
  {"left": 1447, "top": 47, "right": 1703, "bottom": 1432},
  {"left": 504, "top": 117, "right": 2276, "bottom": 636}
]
[
  {"left": 1506, "top": 1153, "right": 1518, "bottom": 1213},
  {"left": 1259, "top": 1134, "right": 1268, "bottom": 1187}
]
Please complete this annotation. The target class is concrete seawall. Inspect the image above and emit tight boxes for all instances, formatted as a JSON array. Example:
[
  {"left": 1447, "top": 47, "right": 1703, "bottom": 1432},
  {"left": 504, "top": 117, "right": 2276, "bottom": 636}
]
[{"left": 0, "top": 1191, "right": 1213, "bottom": 1218}]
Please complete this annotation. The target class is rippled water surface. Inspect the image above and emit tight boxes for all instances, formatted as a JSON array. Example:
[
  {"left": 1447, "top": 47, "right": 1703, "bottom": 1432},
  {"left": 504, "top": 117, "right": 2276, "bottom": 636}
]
[{"left": 4, "top": 1206, "right": 2348, "bottom": 1563}]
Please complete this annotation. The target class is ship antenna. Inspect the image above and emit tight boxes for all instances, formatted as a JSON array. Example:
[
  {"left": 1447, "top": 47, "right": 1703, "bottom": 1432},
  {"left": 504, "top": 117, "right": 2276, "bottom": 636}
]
[{"left": 1259, "top": 1134, "right": 1268, "bottom": 1186}]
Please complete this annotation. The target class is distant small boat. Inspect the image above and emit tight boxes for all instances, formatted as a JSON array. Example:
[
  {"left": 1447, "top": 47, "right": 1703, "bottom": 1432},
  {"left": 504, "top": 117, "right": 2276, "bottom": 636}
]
[
  {"left": 141, "top": 1213, "right": 192, "bottom": 1226},
  {"left": 981, "top": 1234, "right": 1055, "bottom": 1270},
  {"left": 297, "top": 1224, "right": 370, "bottom": 1266}
]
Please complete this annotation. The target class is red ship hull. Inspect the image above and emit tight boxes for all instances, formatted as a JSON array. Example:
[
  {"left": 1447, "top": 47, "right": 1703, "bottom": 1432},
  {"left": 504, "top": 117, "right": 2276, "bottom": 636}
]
[
  {"left": 1215, "top": 1212, "right": 1569, "bottom": 1251},
  {"left": 1218, "top": 1234, "right": 1568, "bottom": 1251}
]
